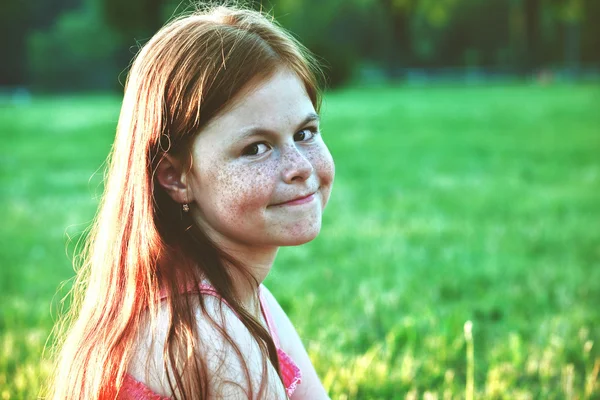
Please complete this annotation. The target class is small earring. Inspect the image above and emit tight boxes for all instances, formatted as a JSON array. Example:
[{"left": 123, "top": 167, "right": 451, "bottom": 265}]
[{"left": 182, "top": 203, "right": 189, "bottom": 212}]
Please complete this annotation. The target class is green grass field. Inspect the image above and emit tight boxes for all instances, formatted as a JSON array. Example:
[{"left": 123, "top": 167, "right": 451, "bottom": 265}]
[{"left": 1, "top": 83, "right": 599, "bottom": 399}]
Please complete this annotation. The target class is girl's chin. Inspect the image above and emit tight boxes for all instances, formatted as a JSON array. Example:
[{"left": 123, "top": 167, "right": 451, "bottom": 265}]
[{"left": 277, "top": 226, "right": 322, "bottom": 246}]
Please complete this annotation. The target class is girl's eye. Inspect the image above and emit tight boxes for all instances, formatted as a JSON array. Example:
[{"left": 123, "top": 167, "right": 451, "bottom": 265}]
[
  {"left": 242, "top": 142, "right": 270, "bottom": 156},
  {"left": 294, "top": 128, "right": 318, "bottom": 142}
]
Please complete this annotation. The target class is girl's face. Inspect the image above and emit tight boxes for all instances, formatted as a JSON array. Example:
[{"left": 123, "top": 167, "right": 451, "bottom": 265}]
[{"left": 185, "top": 68, "right": 335, "bottom": 249}]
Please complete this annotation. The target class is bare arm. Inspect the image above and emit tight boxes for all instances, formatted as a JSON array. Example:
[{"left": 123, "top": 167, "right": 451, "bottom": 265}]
[
  {"left": 261, "top": 285, "right": 330, "bottom": 400},
  {"left": 128, "top": 296, "right": 287, "bottom": 399}
]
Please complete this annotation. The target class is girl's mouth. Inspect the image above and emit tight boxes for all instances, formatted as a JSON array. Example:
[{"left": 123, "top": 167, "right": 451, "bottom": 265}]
[{"left": 272, "top": 191, "right": 317, "bottom": 206}]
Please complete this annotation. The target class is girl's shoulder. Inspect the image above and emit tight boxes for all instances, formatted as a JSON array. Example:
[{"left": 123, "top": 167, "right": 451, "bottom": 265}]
[{"left": 126, "top": 291, "right": 286, "bottom": 398}]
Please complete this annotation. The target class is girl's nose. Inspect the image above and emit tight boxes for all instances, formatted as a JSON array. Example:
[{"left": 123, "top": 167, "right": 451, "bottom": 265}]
[{"left": 281, "top": 145, "right": 314, "bottom": 183}]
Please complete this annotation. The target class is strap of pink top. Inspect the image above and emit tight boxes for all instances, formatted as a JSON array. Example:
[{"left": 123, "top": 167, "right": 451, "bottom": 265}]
[{"left": 258, "top": 286, "right": 281, "bottom": 348}]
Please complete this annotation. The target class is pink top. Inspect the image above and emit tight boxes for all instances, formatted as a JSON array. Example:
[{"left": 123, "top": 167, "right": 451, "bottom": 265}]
[{"left": 117, "top": 284, "right": 302, "bottom": 399}]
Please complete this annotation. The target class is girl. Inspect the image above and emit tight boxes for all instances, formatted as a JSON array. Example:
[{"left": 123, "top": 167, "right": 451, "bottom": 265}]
[{"left": 47, "top": 4, "right": 334, "bottom": 399}]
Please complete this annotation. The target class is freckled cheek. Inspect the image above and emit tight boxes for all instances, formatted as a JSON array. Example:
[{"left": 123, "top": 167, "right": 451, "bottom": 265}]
[
  {"left": 215, "top": 165, "right": 276, "bottom": 217},
  {"left": 307, "top": 145, "right": 335, "bottom": 189}
]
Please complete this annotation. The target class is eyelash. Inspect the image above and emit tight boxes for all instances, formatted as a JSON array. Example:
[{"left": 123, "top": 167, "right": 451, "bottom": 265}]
[{"left": 241, "top": 127, "right": 319, "bottom": 157}]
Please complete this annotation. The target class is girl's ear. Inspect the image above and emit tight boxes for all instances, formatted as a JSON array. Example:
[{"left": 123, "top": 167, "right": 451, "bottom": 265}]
[{"left": 155, "top": 154, "right": 191, "bottom": 204}]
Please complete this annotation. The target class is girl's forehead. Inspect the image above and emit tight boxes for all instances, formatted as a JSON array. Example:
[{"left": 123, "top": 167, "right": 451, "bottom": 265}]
[{"left": 200, "top": 69, "right": 317, "bottom": 144}]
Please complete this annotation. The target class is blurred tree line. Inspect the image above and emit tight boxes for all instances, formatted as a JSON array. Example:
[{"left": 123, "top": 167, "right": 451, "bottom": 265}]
[{"left": 1, "top": 0, "right": 598, "bottom": 91}]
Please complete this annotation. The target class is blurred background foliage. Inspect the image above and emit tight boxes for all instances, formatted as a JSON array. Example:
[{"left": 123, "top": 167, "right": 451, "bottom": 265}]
[{"left": 1, "top": 0, "right": 599, "bottom": 91}]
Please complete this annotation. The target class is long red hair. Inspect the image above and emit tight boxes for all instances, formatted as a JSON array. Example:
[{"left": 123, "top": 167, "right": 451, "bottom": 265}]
[{"left": 45, "top": 4, "right": 324, "bottom": 399}]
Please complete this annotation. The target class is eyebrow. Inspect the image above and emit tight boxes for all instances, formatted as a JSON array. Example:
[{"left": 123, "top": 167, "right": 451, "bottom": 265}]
[{"left": 236, "top": 112, "right": 320, "bottom": 141}]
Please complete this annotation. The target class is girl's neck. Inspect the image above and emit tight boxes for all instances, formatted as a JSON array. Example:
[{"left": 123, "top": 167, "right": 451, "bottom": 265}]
[{"left": 222, "top": 244, "right": 279, "bottom": 316}]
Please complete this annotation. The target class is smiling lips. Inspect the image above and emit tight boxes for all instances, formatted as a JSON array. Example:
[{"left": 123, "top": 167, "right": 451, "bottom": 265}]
[{"left": 273, "top": 191, "right": 317, "bottom": 206}]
